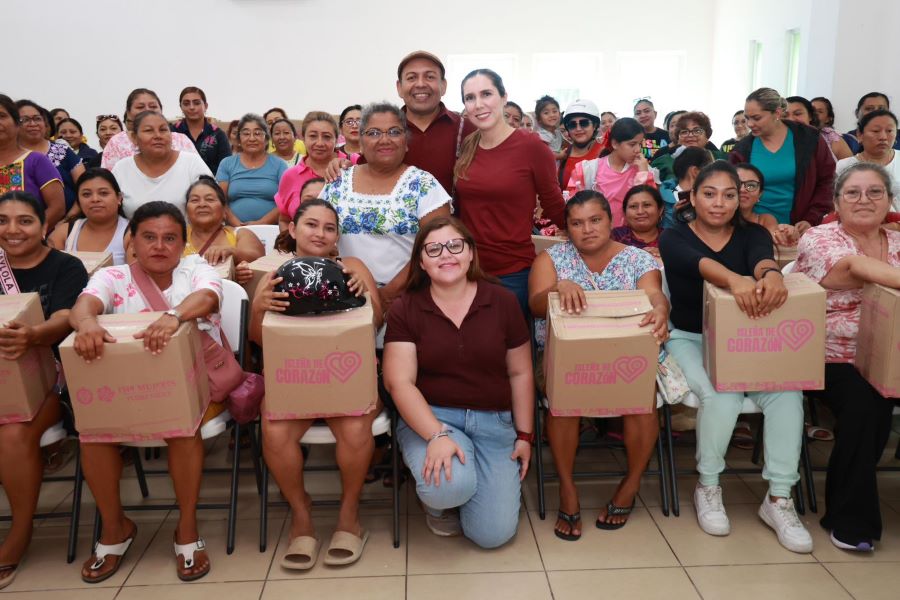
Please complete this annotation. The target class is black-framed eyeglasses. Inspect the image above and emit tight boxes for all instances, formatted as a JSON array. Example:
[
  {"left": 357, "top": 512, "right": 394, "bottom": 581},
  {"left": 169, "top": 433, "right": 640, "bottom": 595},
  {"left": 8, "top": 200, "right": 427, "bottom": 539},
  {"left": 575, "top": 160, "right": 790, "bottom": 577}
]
[
  {"left": 423, "top": 238, "right": 466, "bottom": 258},
  {"left": 679, "top": 127, "right": 705, "bottom": 137},
  {"left": 739, "top": 181, "right": 760, "bottom": 192},
  {"left": 565, "top": 118, "right": 592, "bottom": 130},
  {"left": 363, "top": 127, "right": 405, "bottom": 140}
]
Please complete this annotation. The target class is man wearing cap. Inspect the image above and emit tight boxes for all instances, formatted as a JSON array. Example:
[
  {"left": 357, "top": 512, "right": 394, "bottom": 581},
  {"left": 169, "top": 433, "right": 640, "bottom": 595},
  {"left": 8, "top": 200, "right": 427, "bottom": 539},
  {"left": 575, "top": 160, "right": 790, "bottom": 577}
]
[
  {"left": 396, "top": 50, "right": 476, "bottom": 195},
  {"left": 558, "top": 99, "right": 603, "bottom": 189}
]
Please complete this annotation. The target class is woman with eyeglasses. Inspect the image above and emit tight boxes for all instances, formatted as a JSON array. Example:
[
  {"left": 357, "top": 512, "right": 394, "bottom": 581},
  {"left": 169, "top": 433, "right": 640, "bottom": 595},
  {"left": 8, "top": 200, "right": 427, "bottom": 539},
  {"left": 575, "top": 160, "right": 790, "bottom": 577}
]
[
  {"left": 275, "top": 112, "right": 356, "bottom": 232},
  {"left": 651, "top": 112, "right": 726, "bottom": 181},
  {"left": 101, "top": 88, "right": 198, "bottom": 170},
  {"left": 337, "top": 105, "right": 362, "bottom": 156},
  {"left": 795, "top": 163, "right": 900, "bottom": 552},
  {"left": 0, "top": 95, "right": 65, "bottom": 230},
  {"left": 660, "top": 161, "right": 812, "bottom": 554},
  {"left": 320, "top": 102, "right": 451, "bottom": 316},
  {"left": 835, "top": 110, "right": 899, "bottom": 210},
  {"left": 171, "top": 86, "right": 231, "bottom": 175},
  {"left": 215, "top": 113, "right": 287, "bottom": 226},
  {"left": 16, "top": 100, "right": 85, "bottom": 216},
  {"left": 383, "top": 216, "right": 533, "bottom": 548},
  {"left": 729, "top": 87, "right": 835, "bottom": 235}
]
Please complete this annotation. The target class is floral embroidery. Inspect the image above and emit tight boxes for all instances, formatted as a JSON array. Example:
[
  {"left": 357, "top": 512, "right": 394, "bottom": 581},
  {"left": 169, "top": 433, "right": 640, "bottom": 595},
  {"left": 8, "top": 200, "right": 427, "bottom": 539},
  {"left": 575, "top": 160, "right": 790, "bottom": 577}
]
[
  {"left": 0, "top": 160, "right": 25, "bottom": 192},
  {"left": 47, "top": 141, "right": 69, "bottom": 167}
]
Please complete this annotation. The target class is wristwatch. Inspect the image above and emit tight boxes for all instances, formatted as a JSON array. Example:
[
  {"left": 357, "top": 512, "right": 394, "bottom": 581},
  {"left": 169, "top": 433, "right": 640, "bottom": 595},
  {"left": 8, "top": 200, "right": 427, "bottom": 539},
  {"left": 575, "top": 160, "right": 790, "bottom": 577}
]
[{"left": 163, "top": 309, "right": 183, "bottom": 324}]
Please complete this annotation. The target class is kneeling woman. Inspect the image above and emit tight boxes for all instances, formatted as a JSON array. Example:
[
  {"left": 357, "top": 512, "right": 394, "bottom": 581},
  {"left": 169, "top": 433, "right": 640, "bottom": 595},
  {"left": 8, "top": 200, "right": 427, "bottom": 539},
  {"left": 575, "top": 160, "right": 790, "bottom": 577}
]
[
  {"left": 796, "top": 163, "right": 900, "bottom": 552},
  {"left": 0, "top": 192, "right": 88, "bottom": 590},
  {"left": 250, "top": 198, "right": 382, "bottom": 569},
  {"left": 383, "top": 217, "right": 534, "bottom": 548},
  {"left": 70, "top": 201, "right": 226, "bottom": 582},
  {"left": 659, "top": 162, "right": 812, "bottom": 553},
  {"left": 528, "top": 190, "right": 669, "bottom": 539}
]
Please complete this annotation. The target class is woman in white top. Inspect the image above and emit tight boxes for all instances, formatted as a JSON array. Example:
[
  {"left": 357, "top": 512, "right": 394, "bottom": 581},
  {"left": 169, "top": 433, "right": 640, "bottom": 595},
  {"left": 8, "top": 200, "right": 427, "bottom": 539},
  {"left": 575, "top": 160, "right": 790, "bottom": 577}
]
[
  {"left": 48, "top": 168, "right": 129, "bottom": 264},
  {"left": 70, "top": 201, "right": 224, "bottom": 584},
  {"left": 111, "top": 112, "right": 211, "bottom": 217},
  {"left": 319, "top": 102, "right": 451, "bottom": 313},
  {"left": 835, "top": 109, "right": 900, "bottom": 210}
]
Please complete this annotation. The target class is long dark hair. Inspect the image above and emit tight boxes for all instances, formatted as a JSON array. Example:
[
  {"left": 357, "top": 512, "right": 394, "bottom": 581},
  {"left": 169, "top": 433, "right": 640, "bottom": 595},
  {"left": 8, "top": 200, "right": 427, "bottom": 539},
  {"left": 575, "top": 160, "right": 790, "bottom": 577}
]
[
  {"left": 274, "top": 195, "right": 337, "bottom": 253},
  {"left": 0, "top": 191, "right": 46, "bottom": 225},
  {"left": 599, "top": 117, "right": 643, "bottom": 158},
  {"left": 454, "top": 69, "right": 507, "bottom": 182},
  {"left": 75, "top": 168, "right": 127, "bottom": 218},
  {"left": 406, "top": 216, "right": 496, "bottom": 291},
  {"left": 675, "top": 162, "right": 746, "bottom": 227}
]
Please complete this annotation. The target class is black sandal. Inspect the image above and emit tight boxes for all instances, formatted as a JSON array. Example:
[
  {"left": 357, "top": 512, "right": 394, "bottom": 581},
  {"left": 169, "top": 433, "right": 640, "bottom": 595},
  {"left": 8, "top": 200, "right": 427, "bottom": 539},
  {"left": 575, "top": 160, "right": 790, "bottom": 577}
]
[
  {"left": 596, "top": 500, "right": 635, "bottom": 530},
  {"left": 554, "top": 510, "right": 582, "bottom": 541}
]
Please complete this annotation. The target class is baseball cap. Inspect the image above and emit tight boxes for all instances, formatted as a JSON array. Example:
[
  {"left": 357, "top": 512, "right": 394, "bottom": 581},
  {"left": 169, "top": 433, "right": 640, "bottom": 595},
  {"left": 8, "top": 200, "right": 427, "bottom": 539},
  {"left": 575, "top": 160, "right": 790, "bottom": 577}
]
[{"left": 397, "top": 50, "right": 446, "bottom": 80}]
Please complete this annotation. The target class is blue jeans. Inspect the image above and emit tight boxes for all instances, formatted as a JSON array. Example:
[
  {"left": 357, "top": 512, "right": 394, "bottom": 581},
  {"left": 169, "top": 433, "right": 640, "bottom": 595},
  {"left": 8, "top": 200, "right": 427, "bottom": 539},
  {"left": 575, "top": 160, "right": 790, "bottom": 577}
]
[
  {"left": 397, "top": 405, "right": 521, "bottom": 548},
  {"left": 665, "top": 329, "right": 802, "bottom": 497},
  {"left": 498, "top": 268, "right": 531, "bottom": 320}
]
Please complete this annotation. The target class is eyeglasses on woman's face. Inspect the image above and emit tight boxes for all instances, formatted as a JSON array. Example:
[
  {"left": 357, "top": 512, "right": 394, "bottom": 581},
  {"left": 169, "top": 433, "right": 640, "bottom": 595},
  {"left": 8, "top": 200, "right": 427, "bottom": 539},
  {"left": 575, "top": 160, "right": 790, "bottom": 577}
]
[
  {"left": 240, "top": 128, "right": 266, "bottom": 139},
  {"left": 841, "top": 186, "right": 887, "bottom": 202},
  {"left": 423, "top": 238, "right": 466, "bottom": 257},
  {"left": 362, "top": 127, "right": 405, "bottom": 140},
  {"left": 739, "top": 180, "right": 760, "bottom": 192}
]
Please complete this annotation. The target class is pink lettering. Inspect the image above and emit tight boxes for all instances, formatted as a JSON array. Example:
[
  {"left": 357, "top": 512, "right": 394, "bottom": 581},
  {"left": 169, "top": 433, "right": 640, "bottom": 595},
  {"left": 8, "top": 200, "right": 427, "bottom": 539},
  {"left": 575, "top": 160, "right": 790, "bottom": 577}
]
[{"left": 275, "top": 367, "right": 330, "bottom": 384}]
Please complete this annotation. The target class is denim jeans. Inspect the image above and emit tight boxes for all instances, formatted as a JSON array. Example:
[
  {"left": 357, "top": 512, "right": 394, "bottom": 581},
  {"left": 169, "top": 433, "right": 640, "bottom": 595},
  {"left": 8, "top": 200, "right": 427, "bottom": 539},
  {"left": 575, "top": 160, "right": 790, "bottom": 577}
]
[
  {"left": 397, "top": 405, "right": 521, "bottom": 548},
  {"left": 665, "top": 329, "right": 803, "bottom": 497},
  {"left": 498, "top": 268, "right": 531, "bottom": 321}
]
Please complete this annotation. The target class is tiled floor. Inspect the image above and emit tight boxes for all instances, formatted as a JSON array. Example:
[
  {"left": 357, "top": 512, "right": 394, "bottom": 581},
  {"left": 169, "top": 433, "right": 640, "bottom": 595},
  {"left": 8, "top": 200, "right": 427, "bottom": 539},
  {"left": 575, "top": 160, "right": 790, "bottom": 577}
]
[{"left": 2, "top": 418, "right": 900, "bottom": 599}]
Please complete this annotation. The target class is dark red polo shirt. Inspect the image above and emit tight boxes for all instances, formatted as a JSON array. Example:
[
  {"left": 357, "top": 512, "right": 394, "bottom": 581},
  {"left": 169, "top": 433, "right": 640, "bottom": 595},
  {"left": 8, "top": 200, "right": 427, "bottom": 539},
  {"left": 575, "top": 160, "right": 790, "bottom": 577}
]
[
  {"left": 403, "top": 103, "right": 476, "bottom": 196},
  {"left": 384, "top": 281, "right": 530, "bottom": 411}
]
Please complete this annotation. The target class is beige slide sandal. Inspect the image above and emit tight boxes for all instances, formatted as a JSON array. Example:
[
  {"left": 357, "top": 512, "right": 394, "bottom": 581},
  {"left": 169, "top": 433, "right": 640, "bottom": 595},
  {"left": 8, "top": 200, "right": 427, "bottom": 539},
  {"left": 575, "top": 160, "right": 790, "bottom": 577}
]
[
  {"left": 280, "top": 535, "right": 320, "bottom": 570},
  {"left": 323, "top": 530, "right": 369, "bottom": 566}
]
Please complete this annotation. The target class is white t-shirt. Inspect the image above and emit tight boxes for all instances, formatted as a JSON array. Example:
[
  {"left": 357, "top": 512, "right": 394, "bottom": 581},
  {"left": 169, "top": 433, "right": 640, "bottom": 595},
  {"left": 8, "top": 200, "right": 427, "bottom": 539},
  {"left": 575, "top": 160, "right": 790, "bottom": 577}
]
[
  {"left": 81, "top": 255, "right": 224, "bottom": 344},
  {"left": 835, "top": 154, "right": 900, "bottom": 212},
  {"left": 112, "top": 151, "right": 212, "bottom": 218},
  {"left": 320, "top": 165, "right": 451, "bottom": 285}
]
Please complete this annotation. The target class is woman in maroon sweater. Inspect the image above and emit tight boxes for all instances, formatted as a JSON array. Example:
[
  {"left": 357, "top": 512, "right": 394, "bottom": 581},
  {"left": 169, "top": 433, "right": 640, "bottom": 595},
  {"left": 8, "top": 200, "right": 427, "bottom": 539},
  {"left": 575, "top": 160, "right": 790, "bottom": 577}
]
[{"left": 453, "top": 69, "right": 566, "bottom": 314}]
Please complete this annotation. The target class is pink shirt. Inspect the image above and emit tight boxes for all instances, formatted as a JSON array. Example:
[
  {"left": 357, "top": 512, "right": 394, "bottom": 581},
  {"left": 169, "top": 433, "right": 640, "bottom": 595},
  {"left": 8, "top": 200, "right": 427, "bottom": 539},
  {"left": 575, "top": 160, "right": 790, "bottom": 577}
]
[
  {"left": 566, "top": 156, "right": 655, "bottom": 227},
  {"left": 275, "top": 155, "right": 358, "bottom": 220},
  {"left": 795, "top": 222, "right": 900, "bottom": 362},
  {"left": 100, "top": 131, "right": 198, "bottom": 170}
]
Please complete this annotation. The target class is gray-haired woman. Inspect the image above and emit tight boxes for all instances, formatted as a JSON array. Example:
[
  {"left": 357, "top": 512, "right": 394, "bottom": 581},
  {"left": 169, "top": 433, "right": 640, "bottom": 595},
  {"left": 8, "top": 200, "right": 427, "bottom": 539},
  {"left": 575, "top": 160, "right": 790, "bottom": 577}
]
[
  {"left": 215, "top": 113, "right": 288, "bottom": 225},
  {"left": 319, "top": 102, "right": 452, "bottom": 313}
]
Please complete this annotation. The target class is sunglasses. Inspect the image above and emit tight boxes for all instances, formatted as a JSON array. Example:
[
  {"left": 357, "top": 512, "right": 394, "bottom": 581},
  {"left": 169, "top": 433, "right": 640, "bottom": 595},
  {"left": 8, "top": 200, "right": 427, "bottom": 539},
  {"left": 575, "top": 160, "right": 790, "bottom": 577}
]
[
  {"left": 565, "top": 118, "right": 593, "bottom": 130},
  {"left": 96, "top": 114, "right": 122, "bottom": 124}
]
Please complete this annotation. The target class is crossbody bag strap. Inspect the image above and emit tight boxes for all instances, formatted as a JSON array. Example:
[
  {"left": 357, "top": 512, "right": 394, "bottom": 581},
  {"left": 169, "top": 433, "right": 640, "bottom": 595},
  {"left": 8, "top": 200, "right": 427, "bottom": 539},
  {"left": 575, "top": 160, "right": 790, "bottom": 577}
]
[
  {"left": 0, "top": 248, "right": 21, "bottom": 295},
  {"left": 128, "top": 263, "right": 171, "bottom": 311}
]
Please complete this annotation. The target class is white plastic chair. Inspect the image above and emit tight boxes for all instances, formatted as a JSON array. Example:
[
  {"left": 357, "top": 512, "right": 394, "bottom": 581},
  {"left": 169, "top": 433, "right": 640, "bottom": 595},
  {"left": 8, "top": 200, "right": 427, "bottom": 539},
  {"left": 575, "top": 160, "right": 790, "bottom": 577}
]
[
  {"left": 235, "top": 224, "right": 280, "bottom": 254},
  {"left": 782, "top": 260, "right": 796, "bottom": 275}
]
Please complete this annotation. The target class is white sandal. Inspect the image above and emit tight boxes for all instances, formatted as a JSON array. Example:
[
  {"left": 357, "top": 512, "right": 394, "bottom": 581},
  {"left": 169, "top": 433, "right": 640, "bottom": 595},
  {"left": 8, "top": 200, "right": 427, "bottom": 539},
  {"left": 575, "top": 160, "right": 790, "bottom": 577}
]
[
  {"left": 82, "top": 527, "right": 137, "bottom": 584},
  {"left": 174, "top": 538, "right": 210, "bottom": 582}
]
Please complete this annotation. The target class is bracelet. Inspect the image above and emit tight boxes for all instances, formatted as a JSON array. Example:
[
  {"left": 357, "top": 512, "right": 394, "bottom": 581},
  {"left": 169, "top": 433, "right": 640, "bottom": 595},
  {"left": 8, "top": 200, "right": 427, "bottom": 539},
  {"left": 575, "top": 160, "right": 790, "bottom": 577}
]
[
  {"left": 516, "top": 430, "right": 535, "bottom": 445},
  {"left": 759, "top": 267, "right": 782, "bottom": 280},
  {"left": 428, "top": 428, "right": 453, "bottom": 444}
]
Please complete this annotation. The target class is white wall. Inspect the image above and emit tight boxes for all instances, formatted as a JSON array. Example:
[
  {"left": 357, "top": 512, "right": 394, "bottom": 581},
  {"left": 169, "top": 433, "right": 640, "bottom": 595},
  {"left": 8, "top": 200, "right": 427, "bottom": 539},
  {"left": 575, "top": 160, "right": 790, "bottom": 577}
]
[{"left": 5, "top": 0, "right": 715, "bottom": 145}]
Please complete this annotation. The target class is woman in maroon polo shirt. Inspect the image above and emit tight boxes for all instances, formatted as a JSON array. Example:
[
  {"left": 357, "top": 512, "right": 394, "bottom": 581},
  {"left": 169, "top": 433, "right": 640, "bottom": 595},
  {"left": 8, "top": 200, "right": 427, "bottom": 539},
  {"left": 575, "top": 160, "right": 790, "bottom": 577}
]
[
  {"left": 453, "top": 69, "right": 566, "bottom": 315},
  {"left": 383, "top": 216, "right": 534, "bottom": 548}
]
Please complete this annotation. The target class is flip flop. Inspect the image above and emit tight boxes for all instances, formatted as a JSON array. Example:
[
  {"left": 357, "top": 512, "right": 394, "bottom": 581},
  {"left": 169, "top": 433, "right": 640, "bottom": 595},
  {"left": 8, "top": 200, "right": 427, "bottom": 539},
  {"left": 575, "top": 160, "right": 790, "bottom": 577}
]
[
  {"left": 554, "top": 510, "right": 582, "bottom": 541},
  {"left": 0, "top": 564, "right": 18, "bottom": 590},
  {"left": 596, "top": 500, "right": 635, "bottom": 531},
  {"left": 81, "top": 524, "right": 138, "bottom": 584},
  {"left": 174, "top": 537, "right": 210, "bottom": 582},
  {"left": 323, "top": 530, "right": 369, "bottom": 566},
  {"left": 806, "top": 424, "right": 834, "bottom": 442},
  {"left": 280, "top": 535, "right": 320, "bottom": 570}
]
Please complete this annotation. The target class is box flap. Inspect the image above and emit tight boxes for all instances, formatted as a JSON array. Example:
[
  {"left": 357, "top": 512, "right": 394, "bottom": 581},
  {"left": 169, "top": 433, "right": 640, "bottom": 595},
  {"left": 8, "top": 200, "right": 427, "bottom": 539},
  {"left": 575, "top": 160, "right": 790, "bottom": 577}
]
[
  {"left": 251, "top": 253, "right": 292, "bottom": 270},
  {"left": 59, "top": 312, "right": 193, "bottom": 348},
  {"left": 549, "top": 290, "right": 651, "bottom": 318},
  {"left": 263, "top": 295, "right": 374, "bottom": 331},
  {"left": 0, "top": 292, "right": 41, "bottom": 321}
]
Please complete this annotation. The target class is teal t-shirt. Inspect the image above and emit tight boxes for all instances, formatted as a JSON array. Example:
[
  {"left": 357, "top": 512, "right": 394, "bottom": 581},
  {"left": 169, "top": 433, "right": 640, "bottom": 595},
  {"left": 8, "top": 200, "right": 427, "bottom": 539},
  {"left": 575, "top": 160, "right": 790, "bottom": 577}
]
[
  {"left": 216, "top": 154, "right": 287, "bottom": 222},
  {"left": 750, "top": 129, "right": 796, "bottom": 224}
]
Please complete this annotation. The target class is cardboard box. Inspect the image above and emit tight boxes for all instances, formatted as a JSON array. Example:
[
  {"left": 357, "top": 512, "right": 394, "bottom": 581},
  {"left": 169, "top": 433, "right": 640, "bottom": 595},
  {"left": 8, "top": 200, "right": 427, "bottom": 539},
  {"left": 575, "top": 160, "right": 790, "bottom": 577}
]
[
  {"left": 210, "top": 256, "right": 234, "bottom": 281},
  {"left": 66, "top": 250, "right": 113, "bottom": 276},
  {"left": 59, "top": 312, "right": 209, "bottom": 443},
  {"left": 0, "top": 294, "right": 58, "bottom": 424},
  {"left": 702, "top": 273, "right": 826, "bottom": 392},
  {"left": 262, "top": 297, "right": 377, "bottom": 419},
  {"left": 856, "top": 283, "right": 900, "bottom": 397},
  {"left": 532, "top": 235, "right": 567, "bottom": 255},
  {"left": 545, "top": 290, "right": 658, "bottom": 417},
  {"left": 774, "top": 244, "right": 798, "bottom": 269},
  {"left": 244, "top": 252, "right": 292, "bottom": 300}
]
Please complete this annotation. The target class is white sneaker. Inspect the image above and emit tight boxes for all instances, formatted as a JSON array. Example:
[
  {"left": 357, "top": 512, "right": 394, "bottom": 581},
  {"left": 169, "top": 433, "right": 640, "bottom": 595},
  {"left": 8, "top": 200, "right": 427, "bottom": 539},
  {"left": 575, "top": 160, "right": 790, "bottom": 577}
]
[
  {"left": 758, "top": 497, "right": 813, "bottom": 553},
  {"left": 694, "top": 484, "right": 730, "bottom": 536},
  {"left": 425, "top": 509, "right": 462, "bottom": 537}
]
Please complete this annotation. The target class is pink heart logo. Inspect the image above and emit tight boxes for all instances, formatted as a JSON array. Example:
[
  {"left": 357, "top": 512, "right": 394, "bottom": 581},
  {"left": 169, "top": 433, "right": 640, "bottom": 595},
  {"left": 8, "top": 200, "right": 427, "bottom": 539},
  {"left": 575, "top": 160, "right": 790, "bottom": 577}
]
[
  {"left": 325, "top": 351, "right": 362, "bottom": 383},
  {"left": 76, "top": 387, "right": 93, "bottom": 406},
  {"left": 98, "top": 386, "right": 115, "bottom": 403},
  {"left": 613, "top": 356, "right": 649, "bottom": 383},
  {"left": 777, "top": 319, "right": 815, "bottom": 351}
]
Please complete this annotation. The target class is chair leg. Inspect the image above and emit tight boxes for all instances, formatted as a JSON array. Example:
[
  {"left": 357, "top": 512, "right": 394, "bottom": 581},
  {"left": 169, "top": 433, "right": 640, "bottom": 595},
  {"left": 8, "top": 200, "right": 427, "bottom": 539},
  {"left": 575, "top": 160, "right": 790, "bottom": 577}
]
[
  {"left": 92, "top": 510, "right": 102, "bottom": 545},
  {"left": 226, "top": 423, "right": 240, "bottom": 555},
  {"left": 656, "top": 434, "right": 670, "bottom": 517},
  {"left": 751, "top": 418, "right": 764, "bottom": 466},
  {"left": 260, "top": 457, "right": 269, "bottom": 552},
  {"left": 67, "top": 449, "right": 85, "bottom": 563},
  {"left": 391, "top": 410, "right": 400, "bottom": 549},
  {"left": 663, "top": 405, "right": 680, "bottom": 517},
  {"left": 132, "top": 448, "right": 150, "bottom": 498},
  {"left": 895, "top": 436, "right": 900, "bottom": 461},
  {"left": 807, "top": 394, "right": 820, "bottom": 426},
  {"left": 801, "top": 432, "right": 818, "bottom": 513},
  {"left": 247, "top": 422, "right": 263, "bottom": 495},
  {"left": 534, "top": 399, "right": 546, "bottom": 520}
]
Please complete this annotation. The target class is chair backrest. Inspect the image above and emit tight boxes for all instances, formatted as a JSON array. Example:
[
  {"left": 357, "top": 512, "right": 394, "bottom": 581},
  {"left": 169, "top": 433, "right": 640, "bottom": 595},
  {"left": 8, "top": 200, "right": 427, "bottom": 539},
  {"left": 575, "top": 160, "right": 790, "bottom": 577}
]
[
  {"left": 236, "top": 224, "right": 280, "bottom": 254},
  {"left": 219, "top": 279, "right": 249, "bottom": 351},
  {"left": 781, "top": 260, "right": 796, "bottom": 275}
]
